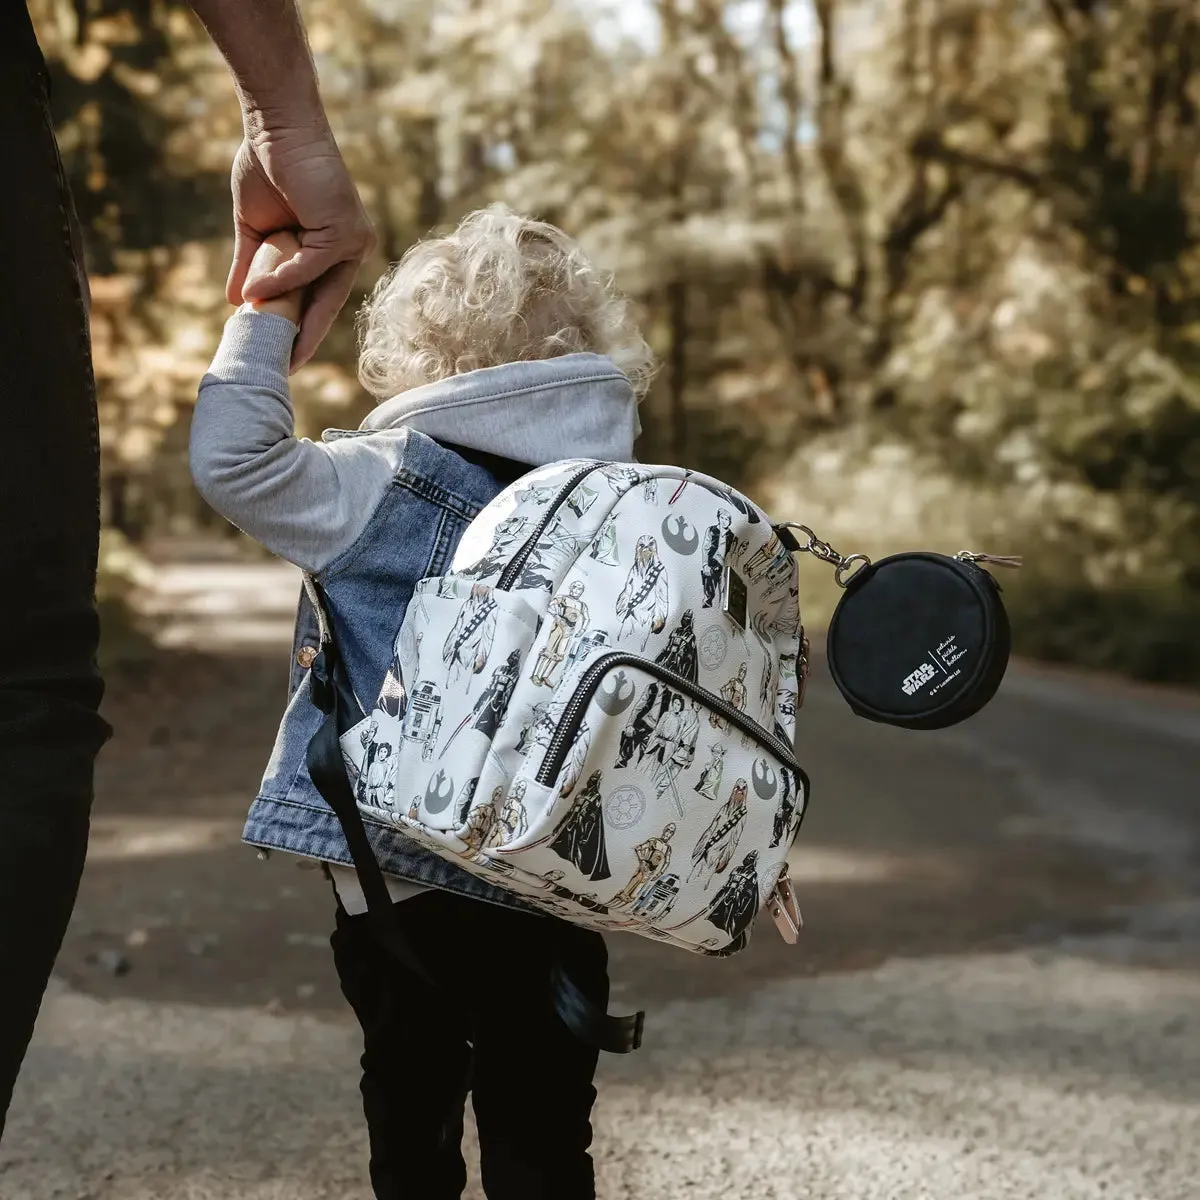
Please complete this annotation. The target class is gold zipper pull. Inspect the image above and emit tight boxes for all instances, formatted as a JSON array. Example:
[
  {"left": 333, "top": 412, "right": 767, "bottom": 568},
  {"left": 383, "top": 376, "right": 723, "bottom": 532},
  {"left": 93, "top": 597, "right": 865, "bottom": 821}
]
[
  {"left": 768, "top": 867, "right": 803, "bottom": 944},
  {"left": 956, "top": 552, "right": 1023, "bottom": 569}
]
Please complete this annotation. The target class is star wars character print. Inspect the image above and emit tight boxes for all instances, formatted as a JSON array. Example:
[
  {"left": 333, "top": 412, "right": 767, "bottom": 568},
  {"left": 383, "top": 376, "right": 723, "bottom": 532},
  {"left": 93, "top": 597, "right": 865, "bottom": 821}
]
[{"left": 338, "top": 459, "right": 810, "bottom": 957}]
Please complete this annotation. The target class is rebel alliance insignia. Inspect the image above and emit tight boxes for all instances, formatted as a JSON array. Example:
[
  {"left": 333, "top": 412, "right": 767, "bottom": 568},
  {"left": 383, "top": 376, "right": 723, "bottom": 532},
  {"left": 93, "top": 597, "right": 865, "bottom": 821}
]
[
  {"left": 424, "top": 769, "right": 455, "bottom": 814},
  {"left": 596, "top": 670, "right": 636, "bottom": 716},
  {"left": 661, "top": 514, "right": 700, "bottom": 557},
  {"left": 752, "top": 759, "right": 778, "bottom": 800}
]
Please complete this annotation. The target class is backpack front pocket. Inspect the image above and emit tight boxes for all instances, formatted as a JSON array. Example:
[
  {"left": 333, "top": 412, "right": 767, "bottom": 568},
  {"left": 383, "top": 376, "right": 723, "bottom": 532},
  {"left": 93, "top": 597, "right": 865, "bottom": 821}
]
[
  {"left": 491, "top": 651, "right": 809, "bottom": 952},
  {"left": 340, "top": 577, "right": 541, "bottom": 837}
]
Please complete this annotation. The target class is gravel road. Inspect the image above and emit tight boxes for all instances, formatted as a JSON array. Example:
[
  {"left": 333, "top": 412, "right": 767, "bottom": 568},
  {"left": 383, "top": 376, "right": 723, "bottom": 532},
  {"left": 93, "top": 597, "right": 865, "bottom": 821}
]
[{"left": 3, "top": 554, "right": 1198, "bottom": 1199}]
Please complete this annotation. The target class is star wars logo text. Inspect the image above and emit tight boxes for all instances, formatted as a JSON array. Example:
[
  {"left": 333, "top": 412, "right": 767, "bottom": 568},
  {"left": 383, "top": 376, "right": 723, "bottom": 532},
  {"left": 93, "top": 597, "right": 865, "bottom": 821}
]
[{"left": 901, "top": 661, "right": 938, "bottom": 696}]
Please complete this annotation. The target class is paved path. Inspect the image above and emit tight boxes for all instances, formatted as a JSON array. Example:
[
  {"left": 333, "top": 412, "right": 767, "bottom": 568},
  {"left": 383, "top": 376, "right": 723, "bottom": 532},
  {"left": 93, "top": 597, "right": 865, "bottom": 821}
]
[{"left": 4, "top": 556, "right": 1199, "bottom": 1198}]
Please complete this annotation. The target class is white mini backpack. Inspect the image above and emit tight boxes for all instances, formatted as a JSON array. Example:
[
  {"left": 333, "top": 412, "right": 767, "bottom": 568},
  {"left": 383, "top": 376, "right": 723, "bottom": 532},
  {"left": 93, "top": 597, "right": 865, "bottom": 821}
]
[{"left": 305, "top": 459, "right": 809, "bottom": 1052}]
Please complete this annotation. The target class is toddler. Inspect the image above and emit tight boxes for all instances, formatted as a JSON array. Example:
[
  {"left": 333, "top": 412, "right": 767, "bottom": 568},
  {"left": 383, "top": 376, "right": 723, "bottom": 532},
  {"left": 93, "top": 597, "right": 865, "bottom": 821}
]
[{"left": 190, "top": 205, "right": 654, "bottom": 1200}]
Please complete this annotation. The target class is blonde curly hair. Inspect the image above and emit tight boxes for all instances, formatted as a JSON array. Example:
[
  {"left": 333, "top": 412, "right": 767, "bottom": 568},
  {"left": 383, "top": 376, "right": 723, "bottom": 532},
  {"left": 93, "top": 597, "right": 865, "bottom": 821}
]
[{"left": 357, "top": 204, "right": 656, "bottom": 401}]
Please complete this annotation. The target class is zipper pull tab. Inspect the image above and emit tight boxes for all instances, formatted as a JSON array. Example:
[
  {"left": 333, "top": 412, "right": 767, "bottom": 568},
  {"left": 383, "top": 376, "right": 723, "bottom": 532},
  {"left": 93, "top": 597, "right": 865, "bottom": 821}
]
[
  {"left": 956, "top": 551, "right": 1023, "bottom": 569},
  {"left": 768, "top": 867, "right": 803, "bottom": 945}
]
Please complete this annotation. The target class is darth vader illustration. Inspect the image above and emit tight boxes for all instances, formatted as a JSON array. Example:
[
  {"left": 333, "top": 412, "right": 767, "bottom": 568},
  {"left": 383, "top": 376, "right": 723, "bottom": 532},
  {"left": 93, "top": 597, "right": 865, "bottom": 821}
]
[
  {"left": 471, "top": 648, "right": 522, "bottom": 739},
  {"left": 655, "top": 609, "right": 698, "bottom": 682},
  {"left": 706, "top": 849, "right": 761, "bottom": 945},
  {"left": 548, "top": 770, "right": 611, "bottom": 882},
  {"left": 440, "top": 648, "right": 522, "bottom": 758}
]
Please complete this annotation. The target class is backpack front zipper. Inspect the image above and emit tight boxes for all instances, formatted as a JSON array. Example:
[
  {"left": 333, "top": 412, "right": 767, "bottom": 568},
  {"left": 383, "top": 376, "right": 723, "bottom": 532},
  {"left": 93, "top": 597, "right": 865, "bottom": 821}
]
[
  {"left": 497, "top": 461, "right": 601, "bottom": 591},
  {"left": 536, "top": 652, "right": 803, "bottom": 787}
]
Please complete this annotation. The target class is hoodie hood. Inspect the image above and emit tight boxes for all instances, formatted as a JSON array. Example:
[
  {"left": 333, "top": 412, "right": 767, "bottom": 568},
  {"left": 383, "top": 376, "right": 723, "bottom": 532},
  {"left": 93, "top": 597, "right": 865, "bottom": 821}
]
[{"left": 359, "top": 352, "right": 641, "bottom": 467}]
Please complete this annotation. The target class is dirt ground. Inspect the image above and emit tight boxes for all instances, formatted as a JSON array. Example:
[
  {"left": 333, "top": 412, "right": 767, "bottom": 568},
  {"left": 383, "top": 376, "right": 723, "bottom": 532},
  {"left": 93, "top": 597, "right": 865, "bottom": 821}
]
[{"left": 7, "top": 542, "right": 1199, "bottom": 1199}]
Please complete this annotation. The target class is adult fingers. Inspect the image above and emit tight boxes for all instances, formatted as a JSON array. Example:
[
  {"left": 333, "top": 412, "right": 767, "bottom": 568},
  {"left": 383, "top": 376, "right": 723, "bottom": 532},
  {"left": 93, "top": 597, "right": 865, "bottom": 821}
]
[
  {"left": 291, "top": 259, "right": 360, "bottom": 370},
  {"left": 242, "top": 239, "right": 346, "bottom": 302}
]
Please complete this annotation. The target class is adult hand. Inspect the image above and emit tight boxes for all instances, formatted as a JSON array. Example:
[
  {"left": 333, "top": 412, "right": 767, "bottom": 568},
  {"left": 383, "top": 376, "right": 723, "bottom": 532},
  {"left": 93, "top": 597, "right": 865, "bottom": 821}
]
[{"left": 226, "top": 124, "right": 375, "bottom": 370}]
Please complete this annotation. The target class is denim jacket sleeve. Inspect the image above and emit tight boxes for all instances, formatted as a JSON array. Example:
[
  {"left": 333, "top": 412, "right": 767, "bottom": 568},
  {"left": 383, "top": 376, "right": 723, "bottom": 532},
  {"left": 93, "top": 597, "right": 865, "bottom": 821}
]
[{"left": 189, "top": 309, "right": 406, "bottom": 575}]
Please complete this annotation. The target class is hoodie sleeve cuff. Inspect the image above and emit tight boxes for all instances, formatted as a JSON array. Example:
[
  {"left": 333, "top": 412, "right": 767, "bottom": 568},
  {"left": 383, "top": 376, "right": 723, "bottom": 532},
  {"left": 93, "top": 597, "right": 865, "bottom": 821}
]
[{"left": 206, "top": 309, "right": 298, "bottom": 392}]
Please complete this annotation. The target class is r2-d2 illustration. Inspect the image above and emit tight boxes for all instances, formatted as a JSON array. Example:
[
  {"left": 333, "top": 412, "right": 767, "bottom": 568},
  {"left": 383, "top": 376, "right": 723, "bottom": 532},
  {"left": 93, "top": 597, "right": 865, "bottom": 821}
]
[{"left": 401, "top": 680, "right": 444, "bottom": 761}]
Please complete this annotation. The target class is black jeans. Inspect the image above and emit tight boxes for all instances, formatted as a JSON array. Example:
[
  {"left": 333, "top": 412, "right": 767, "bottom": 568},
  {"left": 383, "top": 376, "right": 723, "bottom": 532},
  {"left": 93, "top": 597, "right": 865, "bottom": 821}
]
[
  {"left": 331, "top": 891, "right": 609, "bottom": 1199},
  {"left": 0, "top": 9, "right": 111, "bottom": 1132}
]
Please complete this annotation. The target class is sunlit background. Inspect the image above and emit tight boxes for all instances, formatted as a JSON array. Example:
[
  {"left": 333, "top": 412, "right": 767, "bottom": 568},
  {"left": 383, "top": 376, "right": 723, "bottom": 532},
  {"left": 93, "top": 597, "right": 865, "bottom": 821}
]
[
  {"left": 29, "top": 0, "right": 1200, "bottom": 683},
  {"left": 8, "top": 7, "right": 1200, "bottom": 1196}
]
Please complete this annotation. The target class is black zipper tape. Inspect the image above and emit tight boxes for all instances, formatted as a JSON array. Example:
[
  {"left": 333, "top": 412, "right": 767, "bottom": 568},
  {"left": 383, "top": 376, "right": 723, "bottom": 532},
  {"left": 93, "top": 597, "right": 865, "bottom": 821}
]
[
  {"left": 536, "top": 652, "right": 804, "bottom": 787},
  {"left": 497, "top": 462, "right": 601, "bottom": 591}
]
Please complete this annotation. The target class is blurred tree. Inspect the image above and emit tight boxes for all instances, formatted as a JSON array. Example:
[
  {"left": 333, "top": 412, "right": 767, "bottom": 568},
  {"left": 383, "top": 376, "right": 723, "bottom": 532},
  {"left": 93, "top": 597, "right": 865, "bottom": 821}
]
[
  {"left": 30, "top": 0, "right": 235, "bottom": 538},
  {"left": 27, "top": 0, "right": 1200, "bottom": 679}
]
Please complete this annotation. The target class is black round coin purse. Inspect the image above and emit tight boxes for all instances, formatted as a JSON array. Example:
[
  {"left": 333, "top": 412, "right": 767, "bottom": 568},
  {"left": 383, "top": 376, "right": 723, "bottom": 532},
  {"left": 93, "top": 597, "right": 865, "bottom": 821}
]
[
  {"left": 777, "top": 525, "right": 1020, "bottom": 730},
  {"left": 826, "top": 552, "right": 1013, "bottom": 729}
]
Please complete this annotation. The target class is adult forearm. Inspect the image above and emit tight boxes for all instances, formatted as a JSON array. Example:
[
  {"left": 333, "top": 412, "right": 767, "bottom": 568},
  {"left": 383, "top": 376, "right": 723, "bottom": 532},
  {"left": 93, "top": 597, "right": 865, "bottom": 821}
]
[{"left": 189, "top": 0, "right": 325, "bottom": 133}]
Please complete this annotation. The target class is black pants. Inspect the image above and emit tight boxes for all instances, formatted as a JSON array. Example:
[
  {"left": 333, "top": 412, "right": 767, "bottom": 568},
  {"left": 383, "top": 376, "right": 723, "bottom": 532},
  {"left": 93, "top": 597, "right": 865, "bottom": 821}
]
[
  {"left": 0, "top": 10, "right": 111, "bottom": 1132},
  {"left": 331, "top": 891, "right": 609, "bottom": 1199}
]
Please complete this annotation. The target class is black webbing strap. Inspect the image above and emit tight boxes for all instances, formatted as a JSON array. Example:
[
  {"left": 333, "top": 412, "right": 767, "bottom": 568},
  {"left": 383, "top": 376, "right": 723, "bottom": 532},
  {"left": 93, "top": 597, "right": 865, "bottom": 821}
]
[
  {"left": 306, "top": 643, "right": 436, "bottom": 987},
  {"left": 302, "top": 578, "right": 643, "bottom": 1054}
]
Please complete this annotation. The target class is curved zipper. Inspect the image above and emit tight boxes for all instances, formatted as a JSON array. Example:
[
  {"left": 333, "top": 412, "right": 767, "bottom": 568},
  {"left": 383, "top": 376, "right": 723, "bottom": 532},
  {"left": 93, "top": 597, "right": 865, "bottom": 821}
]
[
  {"left": 497, "top": 462, "right": 601, "bottom": 591},
  {"left": 536, "top": 652, "right": 803, "bottom": 786}
]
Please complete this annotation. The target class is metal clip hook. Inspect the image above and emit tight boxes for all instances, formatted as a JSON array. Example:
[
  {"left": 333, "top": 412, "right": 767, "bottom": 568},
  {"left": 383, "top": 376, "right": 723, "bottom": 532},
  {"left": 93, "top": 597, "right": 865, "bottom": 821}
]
[{"left": 768, "top": 867, "right": 803, "bottom": 945}]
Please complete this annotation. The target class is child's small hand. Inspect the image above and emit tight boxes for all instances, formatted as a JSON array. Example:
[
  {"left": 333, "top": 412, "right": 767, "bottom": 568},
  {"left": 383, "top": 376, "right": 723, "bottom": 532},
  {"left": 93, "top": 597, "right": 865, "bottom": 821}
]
[{"left": 243, "top": 231, "right": 305, "bottom": 324}]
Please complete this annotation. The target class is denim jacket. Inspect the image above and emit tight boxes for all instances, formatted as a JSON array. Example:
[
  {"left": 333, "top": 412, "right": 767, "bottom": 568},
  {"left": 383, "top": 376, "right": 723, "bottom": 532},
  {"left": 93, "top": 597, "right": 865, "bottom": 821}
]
[{"left": 190, "top": 310, "right": 639, "bottom": 907}]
